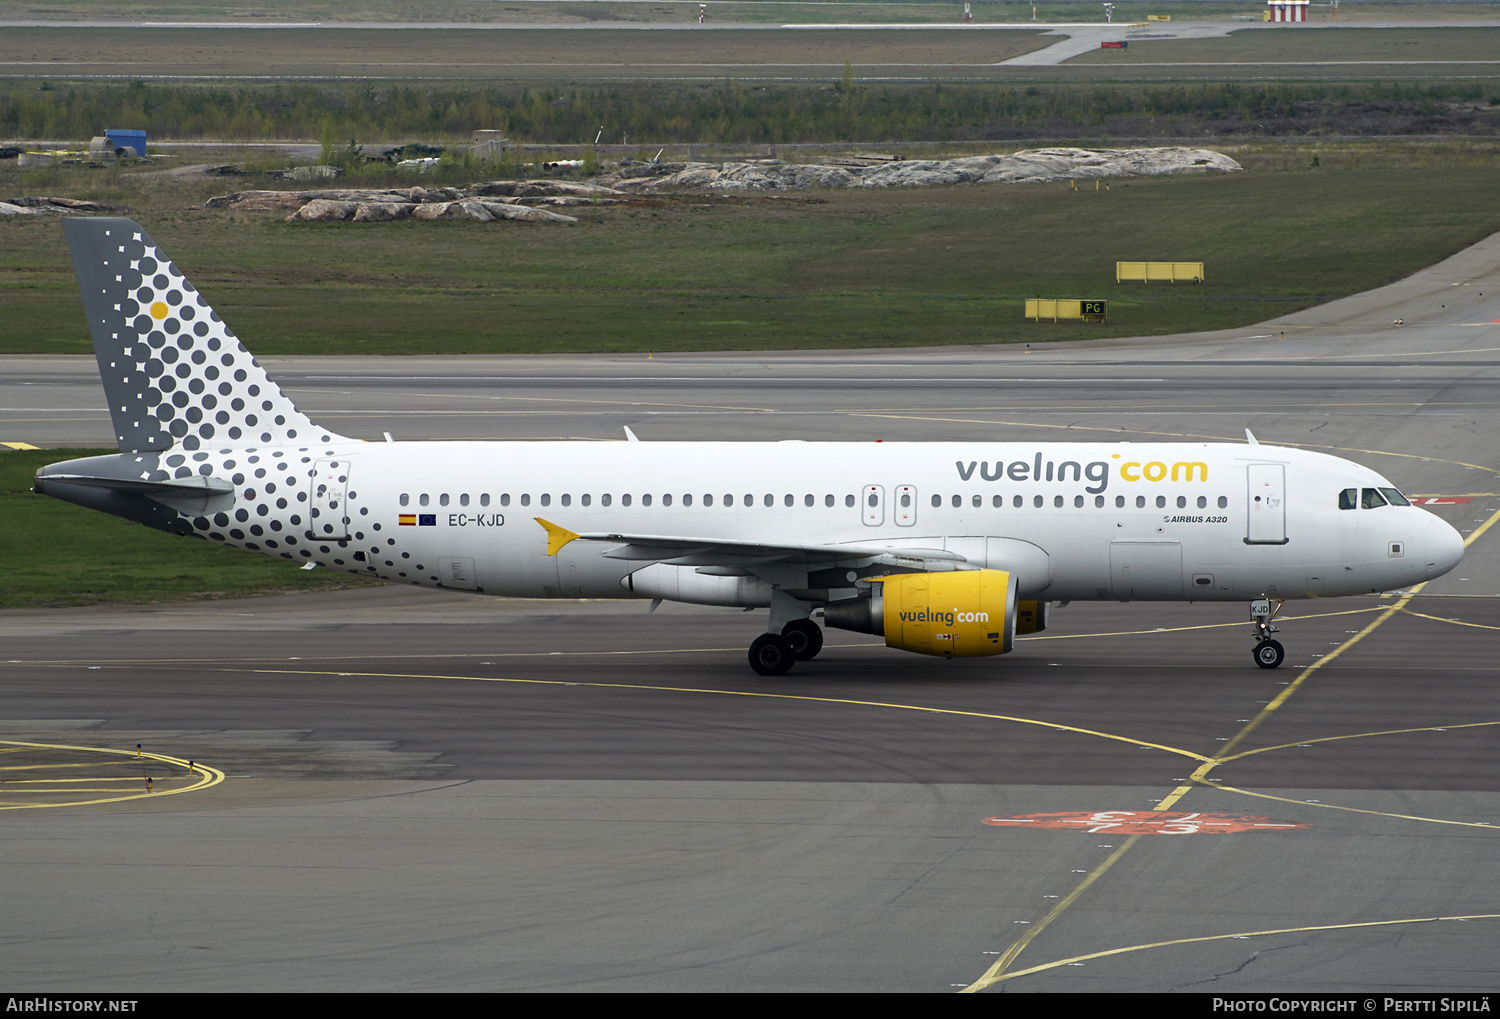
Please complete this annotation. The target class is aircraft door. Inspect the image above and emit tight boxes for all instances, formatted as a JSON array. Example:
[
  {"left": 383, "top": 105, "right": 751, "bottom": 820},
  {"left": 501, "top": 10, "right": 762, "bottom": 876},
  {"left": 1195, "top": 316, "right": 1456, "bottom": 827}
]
[
  {"left": 1247, "top": 464, "right": 1287, "bottom": 544},
  {"left": 862, "top": 485, "right": 884, "bottom": 526},
  {"left": 309, "top": 458, "right": 350, "bottom": 541},
  {"left": 895, "top": 485, "right": 917, "bottom": 526}
]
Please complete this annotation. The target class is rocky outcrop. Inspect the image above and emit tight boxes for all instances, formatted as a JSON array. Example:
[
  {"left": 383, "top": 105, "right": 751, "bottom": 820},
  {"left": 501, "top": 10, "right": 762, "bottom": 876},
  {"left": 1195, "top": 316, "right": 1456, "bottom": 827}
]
[
  {"left": 596, "top": 147, "right": 1241, "bottom": 192},
  {"left": 203, "top": 180, "right": 615, "bottom": 224},
  {"left": 0, "top": 196, "right": 120, "bottom": 214}
]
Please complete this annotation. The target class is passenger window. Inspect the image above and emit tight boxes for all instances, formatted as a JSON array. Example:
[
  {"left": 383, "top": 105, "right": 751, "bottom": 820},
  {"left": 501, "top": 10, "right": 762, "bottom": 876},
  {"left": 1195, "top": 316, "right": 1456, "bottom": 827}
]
[
  {"left": 602, "top": 494, "right": 612, "bottom": 507},
  {"left": 1156, "top": 496, "right": 1167, "bottom": 509},
  {"left": 419, "top": 494, "right": 430, "bottom": 507},
  {"left": 500, "top": 494, "right": 510, "bottom": 507},
  {"left": 540, "top": 494, "right": 550, "bottom": 507},
  {"left": 642, "top": 494, "right": 653, "bottom": 507},
  {"left": 1136, "top": 496, "right": 1146, "bottom": 508},
  {"left": 1033, "top": 495, "right": 1043, "bottom": 508},
  {"left": 480, "top": 494, "right": 490, "bottom": 507},
  {"left": 825, "top": 494, "right": 835, "bottom": 507},
  {"left": 804, "top": 494, "right": 814, "bottom": 507},
  {"left": 993, "top": 495, "right": 1004, "bottom": 508},
  {"left": 581, "top": 494, "right": 590, "bottom": 507},
  {"left": 520, "top": 494, "right": 530, "bottom": 507},
  {"left": 845, "top": 494, "right": 855, "bottom": 507},
  {"left": 1013, "top": 495, "right": 1023, "bottom": 508},
  {"left": 622, "top": 494, "right": 632, "bottom": 507},
  {"left": 460, "top": 494, "right": 470, "bottom": 507},
  {"left": 931, "top": 494, "right": 941, "bottom": 508},
  {"left": 662, "top": 494, "right": 672, "bottom": 507},
  {"left": 683, "top": 494, "right": 692, "bottom": 507},
  {"left": 784, "top": 494, "right": 793, "bottom": 507},
  {"left": 951, "top": 494, "right": 961, "bottom": 508},
  {"left": 1362, "top": 488, "right": 1388, "bottom": 509},
  {"left": 1339, "top": 488, "right": 1358, "bottom": 510},
  {"left": 399, "top": 493, "right": 409, "bottom": 506},
  {"left": 1115, "top": 496, "right": 1125, "bottom": 508},
  {"left": 1217, "top": 496, "right": 1228, "bottom": 509},
  {"left": 1176, "top": 496, "right": 1186, "bottom": 509},
  {"left": 1075, "top": 495, "right": 1085, "bottom": 508}
]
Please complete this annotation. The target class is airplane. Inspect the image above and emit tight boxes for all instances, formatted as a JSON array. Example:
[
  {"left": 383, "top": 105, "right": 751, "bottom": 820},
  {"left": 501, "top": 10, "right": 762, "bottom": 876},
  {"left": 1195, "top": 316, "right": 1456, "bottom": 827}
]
[{"left": 36, "top": 218, "right": 1466, "bottom": 675}]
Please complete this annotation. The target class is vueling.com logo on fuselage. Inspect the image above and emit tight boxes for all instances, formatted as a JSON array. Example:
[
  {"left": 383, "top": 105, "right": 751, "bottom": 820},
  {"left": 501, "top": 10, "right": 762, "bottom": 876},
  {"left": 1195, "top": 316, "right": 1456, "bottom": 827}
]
[
  {"left": 954, "top": 453, "right": 1208, "bottom": 494},
  {"left": 899, "top": 608, "right": 989, "bottom": 626}
]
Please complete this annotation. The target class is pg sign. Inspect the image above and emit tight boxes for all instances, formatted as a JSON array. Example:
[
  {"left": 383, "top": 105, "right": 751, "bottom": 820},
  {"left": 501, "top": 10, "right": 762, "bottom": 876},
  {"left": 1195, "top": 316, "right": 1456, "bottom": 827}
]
[{"left": 1025, "top": 298, "right": 1107, "bottom": 323}]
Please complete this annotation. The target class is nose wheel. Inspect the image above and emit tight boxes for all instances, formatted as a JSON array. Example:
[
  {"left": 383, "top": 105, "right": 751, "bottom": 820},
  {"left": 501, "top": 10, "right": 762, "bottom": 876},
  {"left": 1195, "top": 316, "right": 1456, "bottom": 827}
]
[
  {"left": 1253, "top": 639, "right": 1285, "bottom": 669},
  {"left": 1250, "top": 597, "right": 1285, "bottom": 669}
]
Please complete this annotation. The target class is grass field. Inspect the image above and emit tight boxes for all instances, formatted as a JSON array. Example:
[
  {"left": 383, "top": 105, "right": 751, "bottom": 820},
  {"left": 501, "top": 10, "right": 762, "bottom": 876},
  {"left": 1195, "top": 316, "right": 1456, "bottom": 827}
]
[
  {"left": 1071, "top": 26, "right": 1500, "bottom": 65},
  {"left": 4, "top": 144, "right": 1499, "bottom": 355},
  {"left": 0, "top": 448, "right": 376, "bottom": 608}
]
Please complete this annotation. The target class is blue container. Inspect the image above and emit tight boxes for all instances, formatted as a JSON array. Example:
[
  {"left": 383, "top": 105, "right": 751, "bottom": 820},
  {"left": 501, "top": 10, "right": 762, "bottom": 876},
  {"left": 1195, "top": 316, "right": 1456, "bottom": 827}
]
[{"left": 105, "top": 129, "right": 147, "bottom": 156}]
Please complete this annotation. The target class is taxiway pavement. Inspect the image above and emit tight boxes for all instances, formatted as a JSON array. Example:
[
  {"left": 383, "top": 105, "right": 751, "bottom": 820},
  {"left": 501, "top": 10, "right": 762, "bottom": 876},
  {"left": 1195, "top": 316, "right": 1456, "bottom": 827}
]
[{"left": 3, "top": 231, "right": 1500, "bottom": 992}]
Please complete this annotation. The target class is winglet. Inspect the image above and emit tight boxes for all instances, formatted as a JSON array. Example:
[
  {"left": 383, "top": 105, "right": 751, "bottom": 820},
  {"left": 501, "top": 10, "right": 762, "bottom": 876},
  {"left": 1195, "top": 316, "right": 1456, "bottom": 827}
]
[{"left": 535, "top": 517, "right": 580, "bottom": 556}]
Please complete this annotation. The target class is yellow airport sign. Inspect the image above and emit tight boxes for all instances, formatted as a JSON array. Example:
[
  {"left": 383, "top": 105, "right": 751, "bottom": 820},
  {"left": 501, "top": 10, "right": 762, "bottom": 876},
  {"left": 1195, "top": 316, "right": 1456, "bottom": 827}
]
[
  {"left": 1116, "top": 261, "right": 1205, "bottom": 284},
  {"left": 1025, "top": 299, "right": 1107, "bottom": 322}
]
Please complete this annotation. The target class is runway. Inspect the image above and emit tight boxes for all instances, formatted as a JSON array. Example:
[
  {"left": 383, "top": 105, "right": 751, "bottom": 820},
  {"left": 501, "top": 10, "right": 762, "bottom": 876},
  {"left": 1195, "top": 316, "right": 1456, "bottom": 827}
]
[{"left": 3, "top": 234, "right": 1500, "bottom": 991}]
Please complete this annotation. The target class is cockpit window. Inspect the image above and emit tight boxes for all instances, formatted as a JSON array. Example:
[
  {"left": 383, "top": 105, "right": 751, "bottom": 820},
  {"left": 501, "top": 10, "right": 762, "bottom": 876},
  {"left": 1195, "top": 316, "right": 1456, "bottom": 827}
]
[
  {"left": 1339, "top": 488, "right": 1357, "bottom": 510},
  {"left": 1379, "top": 487, "right": 1411, "bottom": 507},
  {"left": 1361, "top": 488, "right": 1389, "bottom": 509}
]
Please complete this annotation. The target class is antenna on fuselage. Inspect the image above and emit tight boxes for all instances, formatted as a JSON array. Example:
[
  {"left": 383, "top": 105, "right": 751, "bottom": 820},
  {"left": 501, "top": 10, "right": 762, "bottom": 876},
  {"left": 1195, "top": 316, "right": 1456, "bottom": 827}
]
[
  {"left": 624, "top": 426, "right": 640, "bottom": 443},
  {"left": 1245, "top": 428, "right": 1260, "bottom": 446}
]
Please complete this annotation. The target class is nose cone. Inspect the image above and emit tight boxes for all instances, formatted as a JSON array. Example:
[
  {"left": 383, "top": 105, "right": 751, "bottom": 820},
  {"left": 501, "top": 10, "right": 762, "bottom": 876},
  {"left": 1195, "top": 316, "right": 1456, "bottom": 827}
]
[{"left": 1425, "top": 513, "right": 1465, "bottom": 581}]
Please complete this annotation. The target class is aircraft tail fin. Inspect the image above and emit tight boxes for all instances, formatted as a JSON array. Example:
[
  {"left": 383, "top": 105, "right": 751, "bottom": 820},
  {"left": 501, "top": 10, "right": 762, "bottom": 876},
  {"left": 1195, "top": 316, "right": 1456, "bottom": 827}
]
[{"left": 64, "top": 217, "right": 348, "bottom": 453}]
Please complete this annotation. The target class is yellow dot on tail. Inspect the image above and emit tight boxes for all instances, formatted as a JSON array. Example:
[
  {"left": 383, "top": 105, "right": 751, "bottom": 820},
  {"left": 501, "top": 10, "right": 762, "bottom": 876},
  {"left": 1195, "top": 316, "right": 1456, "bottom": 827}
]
[{"left": 150, "top": 302, "right": 169, "bottom": 320}]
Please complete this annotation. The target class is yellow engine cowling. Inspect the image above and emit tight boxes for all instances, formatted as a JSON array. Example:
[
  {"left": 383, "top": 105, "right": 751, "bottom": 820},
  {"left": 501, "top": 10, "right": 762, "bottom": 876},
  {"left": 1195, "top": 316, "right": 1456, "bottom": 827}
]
[{"left": 875, "top": 569, "right": 1018, "bottom": 658}]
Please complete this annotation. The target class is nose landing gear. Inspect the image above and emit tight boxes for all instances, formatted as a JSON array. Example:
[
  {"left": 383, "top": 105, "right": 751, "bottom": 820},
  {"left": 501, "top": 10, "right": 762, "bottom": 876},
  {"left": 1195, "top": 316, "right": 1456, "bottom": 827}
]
[{"left": 1250, "top": 597, "right": 1285, "bottom": 669}]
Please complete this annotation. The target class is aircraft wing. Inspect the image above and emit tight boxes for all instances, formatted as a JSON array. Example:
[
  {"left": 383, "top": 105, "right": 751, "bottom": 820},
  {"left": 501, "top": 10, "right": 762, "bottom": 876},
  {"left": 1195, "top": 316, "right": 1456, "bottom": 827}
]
[{"left": 535, "top": 517, "right": 967, "bottom": 572}]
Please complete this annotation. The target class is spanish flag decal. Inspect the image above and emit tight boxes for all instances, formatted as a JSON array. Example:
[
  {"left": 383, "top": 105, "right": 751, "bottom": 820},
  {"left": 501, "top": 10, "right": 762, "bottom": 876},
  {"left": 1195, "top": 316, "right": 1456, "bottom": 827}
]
[{"left": 399, "top": 514, "right": 416, "bottom": 526}]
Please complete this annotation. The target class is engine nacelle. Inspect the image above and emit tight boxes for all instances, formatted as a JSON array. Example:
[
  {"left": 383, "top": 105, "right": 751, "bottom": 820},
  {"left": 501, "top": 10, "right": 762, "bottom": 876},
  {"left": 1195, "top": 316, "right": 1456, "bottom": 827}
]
[{"left": 825, "top": 569, "right": 1019, "bottom": 658}]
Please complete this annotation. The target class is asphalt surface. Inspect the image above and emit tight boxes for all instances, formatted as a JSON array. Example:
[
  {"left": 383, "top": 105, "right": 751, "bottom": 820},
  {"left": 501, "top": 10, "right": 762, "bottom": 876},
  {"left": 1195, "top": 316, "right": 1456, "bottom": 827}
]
[
  {"left": 5, "top": 19, "right": 1499, "bottom": 82},
  {"left": 3, "top": 232, "right": 1500, "bottom": 992}
]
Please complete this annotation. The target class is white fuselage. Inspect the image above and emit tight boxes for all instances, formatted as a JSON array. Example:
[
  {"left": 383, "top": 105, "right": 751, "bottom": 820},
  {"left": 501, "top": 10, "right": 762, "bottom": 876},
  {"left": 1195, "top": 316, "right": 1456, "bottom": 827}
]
[{"left": 234, "top": 439, "right": 1463, "bottom": 604}]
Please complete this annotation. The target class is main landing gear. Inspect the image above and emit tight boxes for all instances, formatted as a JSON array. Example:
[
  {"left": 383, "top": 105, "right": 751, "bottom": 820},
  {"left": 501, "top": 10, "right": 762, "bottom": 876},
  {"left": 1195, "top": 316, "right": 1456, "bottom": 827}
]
[
  {"left": 1250, "top": 597, "right": 1285, "bottom": 669},
  {"left": 748, "top": 619, "right": 825, "bottom": 676}
]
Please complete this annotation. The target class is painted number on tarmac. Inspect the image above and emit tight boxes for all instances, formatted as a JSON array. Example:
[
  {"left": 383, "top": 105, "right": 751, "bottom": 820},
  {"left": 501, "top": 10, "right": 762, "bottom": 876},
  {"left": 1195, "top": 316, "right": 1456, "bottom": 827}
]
[{"left": 981, "top": 811, "right": 1309, "bottom": 834}]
